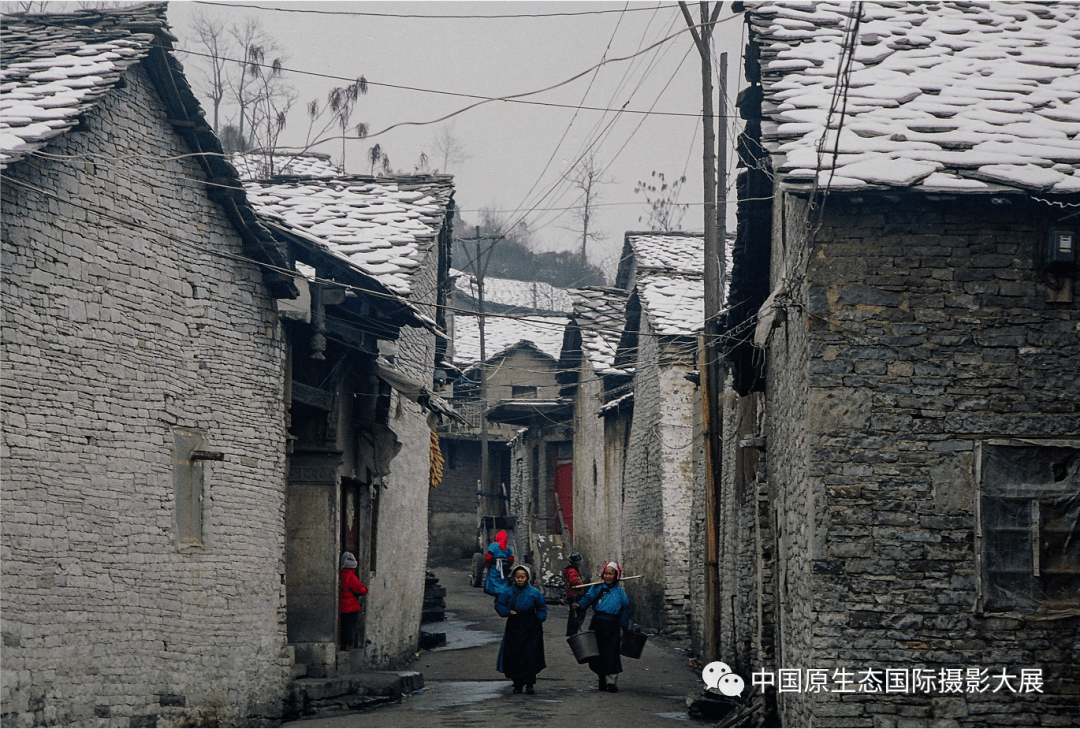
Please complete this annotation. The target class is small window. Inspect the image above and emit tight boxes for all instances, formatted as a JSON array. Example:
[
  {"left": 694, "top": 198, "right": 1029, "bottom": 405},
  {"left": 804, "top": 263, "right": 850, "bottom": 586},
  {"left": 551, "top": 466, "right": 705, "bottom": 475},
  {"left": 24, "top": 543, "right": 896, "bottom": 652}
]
[
  {"left": 512, "top": 385, "right": 537, "bottom": 399},
  {"left": 979, "top": 442, "right": 1080, "bottom": 612}
]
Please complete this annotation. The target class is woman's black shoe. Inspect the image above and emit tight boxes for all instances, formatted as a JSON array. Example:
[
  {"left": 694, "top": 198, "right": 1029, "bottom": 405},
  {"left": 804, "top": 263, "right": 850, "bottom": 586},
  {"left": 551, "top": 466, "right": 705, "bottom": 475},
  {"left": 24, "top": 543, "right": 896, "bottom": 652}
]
[
  {"left": 512, "top": 686, "right": 523, "bottom": 694},
  {"left": 525, "top": 685, "right": 535, "bottom": 695},
  {"left": 606, "top": 684, "right": 619, "bottom": 693}
]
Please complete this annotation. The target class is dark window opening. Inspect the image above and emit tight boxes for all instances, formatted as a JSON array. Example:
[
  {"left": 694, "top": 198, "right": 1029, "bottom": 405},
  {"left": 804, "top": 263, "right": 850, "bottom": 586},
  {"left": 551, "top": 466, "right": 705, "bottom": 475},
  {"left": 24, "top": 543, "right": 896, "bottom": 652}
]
[{"left": 980, "top": 443, "right": 1080, "bottom": 612}]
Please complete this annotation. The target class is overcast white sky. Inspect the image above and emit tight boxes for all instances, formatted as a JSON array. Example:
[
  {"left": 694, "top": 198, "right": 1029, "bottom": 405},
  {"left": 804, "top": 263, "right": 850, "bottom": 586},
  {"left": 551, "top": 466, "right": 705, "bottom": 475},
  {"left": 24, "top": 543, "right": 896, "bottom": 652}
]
[{"left": 166, "top": 1, "right": 745, "bottom": 281}]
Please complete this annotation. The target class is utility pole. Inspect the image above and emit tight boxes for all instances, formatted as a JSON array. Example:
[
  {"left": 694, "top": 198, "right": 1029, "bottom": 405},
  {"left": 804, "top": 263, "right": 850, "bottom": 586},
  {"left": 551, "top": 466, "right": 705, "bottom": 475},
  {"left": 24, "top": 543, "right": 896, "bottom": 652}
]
[
  {"left": 679, "top": 0, "right": 725, "bottom": 665},
  {"left": 462, "top": 227, "right": 493, "bottom": 515}
]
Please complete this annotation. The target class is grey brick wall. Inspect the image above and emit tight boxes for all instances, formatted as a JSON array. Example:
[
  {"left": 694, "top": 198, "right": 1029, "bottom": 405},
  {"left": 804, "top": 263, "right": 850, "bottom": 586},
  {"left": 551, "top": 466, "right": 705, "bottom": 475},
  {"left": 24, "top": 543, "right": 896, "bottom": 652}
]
[
  {"left": 366, "top": 393, "right": 432, "bottom": 669},
  {"left": 428, "top": 438, "right": 484, "bottom": 561},
  {"left": 761, "top": 191, "right": 1080, "bottom": 727},
  {"left": 395, "top": 243, "right": 438, "bottom": 387},
  {"left": 571, "top": 363, "right": 618, "bottom": 570},
  {"left": 621, "top": 316, "right": 698, "bottom": 635},
  {"left": 1, "top": 63, "right": 292, "bottom": 727}
]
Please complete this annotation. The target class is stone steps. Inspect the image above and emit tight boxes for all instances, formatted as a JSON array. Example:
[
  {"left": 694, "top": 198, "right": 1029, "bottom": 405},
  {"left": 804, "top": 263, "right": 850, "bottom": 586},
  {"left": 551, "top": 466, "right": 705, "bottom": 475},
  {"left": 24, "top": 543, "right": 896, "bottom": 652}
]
[{"left": 283, "top": 670, "right": 423, "bottom": 721}]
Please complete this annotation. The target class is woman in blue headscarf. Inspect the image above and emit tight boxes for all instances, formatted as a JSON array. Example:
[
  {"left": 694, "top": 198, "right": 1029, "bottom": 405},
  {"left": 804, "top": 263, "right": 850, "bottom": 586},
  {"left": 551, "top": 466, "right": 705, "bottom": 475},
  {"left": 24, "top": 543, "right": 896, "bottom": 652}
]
[
  {"left": 576, "top": 560, "right": 630, "bottom": 692},
  {"left": 494, "top": 564, "right": 547, "bottom": 695}
]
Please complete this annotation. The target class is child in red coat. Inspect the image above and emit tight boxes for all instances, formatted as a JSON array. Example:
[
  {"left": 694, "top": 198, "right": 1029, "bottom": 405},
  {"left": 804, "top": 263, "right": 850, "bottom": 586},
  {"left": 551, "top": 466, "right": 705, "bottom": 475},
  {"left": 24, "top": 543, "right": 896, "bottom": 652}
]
[{"left": 340, "top": 552, "right": 368, "bottom": 650}]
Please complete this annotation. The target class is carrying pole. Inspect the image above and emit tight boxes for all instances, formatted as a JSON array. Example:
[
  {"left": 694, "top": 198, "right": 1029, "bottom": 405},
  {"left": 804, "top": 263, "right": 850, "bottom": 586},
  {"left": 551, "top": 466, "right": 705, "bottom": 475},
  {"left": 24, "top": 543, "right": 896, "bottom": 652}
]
[{"left": 573, "top": 575, "right": 645, "bottom": 590}]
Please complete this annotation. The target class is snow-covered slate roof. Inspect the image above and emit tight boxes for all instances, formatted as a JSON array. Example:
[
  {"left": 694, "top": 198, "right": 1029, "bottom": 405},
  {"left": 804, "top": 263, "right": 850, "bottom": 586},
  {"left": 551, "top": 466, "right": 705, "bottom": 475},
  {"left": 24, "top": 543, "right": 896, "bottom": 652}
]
[
  {"left": 568, "top": 287, "right": 630, "bottom": 375},
  {"left": 231, "top": 151, "right": 342, "bottom": 180},
  {"left": 625, "top": 231, "right": 705, "bottom": 273},
  {"left": 0, "top": 4, "right": 165, "bottom": 169},
  {"left": 451, "top": 269, "right": 573, "bottom": 313},
  {"left": 747, "top": 2, "right": 1080, "bottom": 193},
  {"left": 638, "top": 272, "right": 705, "bottom": 336},
  {"left": 244, "top": 176, "right": 454, "bottom": 296},
  {"left": 452, "top": 313, "right": 568, "bottom": 368}
]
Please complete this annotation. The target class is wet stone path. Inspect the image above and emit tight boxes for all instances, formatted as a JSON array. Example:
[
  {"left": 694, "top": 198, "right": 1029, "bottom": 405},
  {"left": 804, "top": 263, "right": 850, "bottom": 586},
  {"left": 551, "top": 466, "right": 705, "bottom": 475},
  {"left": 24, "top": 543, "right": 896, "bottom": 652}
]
[{"left": 285, "top": 561, "right": 713, "bottom": 728}]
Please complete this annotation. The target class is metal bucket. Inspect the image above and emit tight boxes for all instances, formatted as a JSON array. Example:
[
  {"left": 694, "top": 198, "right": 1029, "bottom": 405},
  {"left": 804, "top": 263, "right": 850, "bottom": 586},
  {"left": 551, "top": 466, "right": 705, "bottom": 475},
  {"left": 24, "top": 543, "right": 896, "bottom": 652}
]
[
  {"left": 620, "top": 629, "right": 647, "bottom": 659},
  {"left": 566, "top": 630, "right": 599, "bottom": 664}
]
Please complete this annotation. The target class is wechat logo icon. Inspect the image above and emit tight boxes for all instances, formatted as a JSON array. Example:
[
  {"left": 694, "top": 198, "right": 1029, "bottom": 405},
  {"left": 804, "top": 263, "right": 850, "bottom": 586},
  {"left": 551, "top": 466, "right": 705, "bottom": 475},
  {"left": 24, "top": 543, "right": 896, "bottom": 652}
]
[{"left": 702, "top": 661, "right": 745, "bottom": 697}]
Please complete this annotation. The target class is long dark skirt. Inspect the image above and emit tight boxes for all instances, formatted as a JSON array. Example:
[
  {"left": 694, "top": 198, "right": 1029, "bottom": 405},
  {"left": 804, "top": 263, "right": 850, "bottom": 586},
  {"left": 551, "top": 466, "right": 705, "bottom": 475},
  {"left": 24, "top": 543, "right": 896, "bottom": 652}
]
[
  {"left": 496, "top": 610, "right": 546, "bottom": 683},
  {"left": 586, "top": 614, "right": 622, "bottom": 676}
]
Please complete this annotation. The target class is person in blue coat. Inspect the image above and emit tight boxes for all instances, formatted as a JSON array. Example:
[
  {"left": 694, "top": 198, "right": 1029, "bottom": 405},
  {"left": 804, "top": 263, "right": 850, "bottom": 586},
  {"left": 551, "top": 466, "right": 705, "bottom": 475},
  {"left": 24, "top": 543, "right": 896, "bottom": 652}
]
[
  {"left": 576, "top": 560, "right": 631, "bottom": 693},
  {"left": 484, "top": 530, "right": 514, "bottom": 595},
  {"left": 494, "top": 564, "right": 547, "bottom": 694}
]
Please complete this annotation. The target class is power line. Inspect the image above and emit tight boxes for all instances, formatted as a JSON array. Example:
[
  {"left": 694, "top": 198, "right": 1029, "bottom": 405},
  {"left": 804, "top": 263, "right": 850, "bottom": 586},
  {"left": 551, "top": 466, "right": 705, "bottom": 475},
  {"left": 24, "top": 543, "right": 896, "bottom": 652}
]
[
  {"left": 495, "top": 1, "right": 637, "bottom": 248},
  {"left": 497, "top": 11, "right": 688, "bottom": 247},
  {"left": 176, "top": 46, "right": 714, "bottom": 120},
  {"left": 520, "top": 8, "right": 683, "bottom": 239},
  {"left": 191, "top": 1, "right": 688, "bottom": 20}
]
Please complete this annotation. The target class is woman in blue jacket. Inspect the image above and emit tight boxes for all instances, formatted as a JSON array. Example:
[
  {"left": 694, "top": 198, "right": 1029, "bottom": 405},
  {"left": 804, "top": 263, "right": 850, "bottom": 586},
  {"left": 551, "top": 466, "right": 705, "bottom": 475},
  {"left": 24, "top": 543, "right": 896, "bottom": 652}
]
[
  {"left": 494, "top": 564, "right": 547, "bottom": 694},
  {"left": 576, "top": 560, "right": 630, "bottom": 693}
]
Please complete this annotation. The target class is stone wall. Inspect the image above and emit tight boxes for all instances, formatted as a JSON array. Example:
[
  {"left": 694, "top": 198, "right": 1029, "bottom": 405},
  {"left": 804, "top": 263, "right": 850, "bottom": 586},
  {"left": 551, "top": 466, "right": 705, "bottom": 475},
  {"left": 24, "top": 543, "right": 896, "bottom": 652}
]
[
  {"left": 428, "top": 438, "right": 484, "bottom": 561},
  {"left": 763, "top": 190, "right": 1080, "bottom": 726},
  {"left": 365, "top": 392, "right": 432, "bottom": 669},
  {"left": 620, "top": 316, "right": 698, "bottom": 635},
  {"left": 1, "top": 64, "right": 292, "bottom": 727},
  {"left": 763, "top": 192, "right": 817, "bottom": 725},
  {"left": 485, "top": 348, "right": 561, "bottom": 402},
  {"left": 394, "top": 244, "right": 438, "bottom": 387},
  {"left": 571, "top": 362, "right": 614, "bottom": 571},
  {"left": 362, "top": 224, "right": 441, "bottom": 667},
  {"left": 621, "top": 318, "right": 666, "bottom": 628},
  {"left": 602, "top": 408, "right": 631, "bottom": 570}
]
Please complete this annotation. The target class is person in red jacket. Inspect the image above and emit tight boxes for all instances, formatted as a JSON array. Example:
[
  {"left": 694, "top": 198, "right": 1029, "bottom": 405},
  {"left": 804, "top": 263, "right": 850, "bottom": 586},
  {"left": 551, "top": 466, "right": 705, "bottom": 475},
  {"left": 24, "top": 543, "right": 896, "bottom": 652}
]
[
  {"left": 340, "top": 552, "right": 368, "bottom": 650},
  {"left": 563, "top": 553, "right": 586, "bottom": 636}
]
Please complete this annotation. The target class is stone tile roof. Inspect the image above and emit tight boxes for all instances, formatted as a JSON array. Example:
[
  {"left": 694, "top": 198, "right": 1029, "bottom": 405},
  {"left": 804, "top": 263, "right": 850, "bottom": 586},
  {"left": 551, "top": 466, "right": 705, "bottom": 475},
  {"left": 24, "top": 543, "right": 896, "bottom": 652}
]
[
  {"left": 231, "top": 151, "right": 342, "bottom": 180},
  {"left": 638, "top": 272, "right": 705, "bottom": 336},
  {"left": 625, "top": 231, "right": 705, "bottom": 274},
  {"left": 244, "top": 175, "right": 454, "bottom": 296},
  {"left": 568, "top": 286, "right": 630, "bottom": 375},
  {"left": 452, "top": 313, "right": 568, "bottom": 367},
  {"left": 747, "top": 1, "right": 1080, "bottom": 193},
  {"left": 0, "top": 4, "right": 165, "bottom": 169},
  {"left": 451, "top": 269, "right": 573, "bottom": 313}
]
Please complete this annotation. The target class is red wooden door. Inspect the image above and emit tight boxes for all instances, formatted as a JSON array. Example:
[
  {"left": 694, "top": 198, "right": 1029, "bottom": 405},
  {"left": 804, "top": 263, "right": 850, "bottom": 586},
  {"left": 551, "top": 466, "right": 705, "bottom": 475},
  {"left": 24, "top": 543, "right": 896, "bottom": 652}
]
[{"left": 553, "top": 443, "right": 573, "bottom": 539}]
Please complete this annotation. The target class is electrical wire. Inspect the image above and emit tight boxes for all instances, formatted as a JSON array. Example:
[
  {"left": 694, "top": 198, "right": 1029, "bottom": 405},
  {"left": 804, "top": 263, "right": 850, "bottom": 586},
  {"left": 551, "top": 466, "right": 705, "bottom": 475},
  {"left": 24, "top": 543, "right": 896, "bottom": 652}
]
[
  {"left": 177, "top": 46, "right": 718, "bottom": 120},
  {"left": 527, "top": 11, "right": 687, "bottom": 239},
  {"left": 501, "top": 15, "right": 693, "bottom": 251},
  {"left": 191, "top": 2, "right": 687, "bottom": 20},
  {"left": 487, "top": 7, "right": 679, "bottom": 250},
  {"left": 170, "top": 22, "right": 719, "bottom": 150},
  {"left": 498, "top": 1, "right": 640, "bottom": 244}
]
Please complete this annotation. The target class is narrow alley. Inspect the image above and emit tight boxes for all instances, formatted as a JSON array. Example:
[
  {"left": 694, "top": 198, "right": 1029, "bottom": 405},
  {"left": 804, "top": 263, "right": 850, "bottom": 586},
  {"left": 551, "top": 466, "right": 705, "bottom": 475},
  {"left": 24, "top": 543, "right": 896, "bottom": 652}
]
[{"left": 285, "top": 560, "right": 714, "bottom": 728}]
